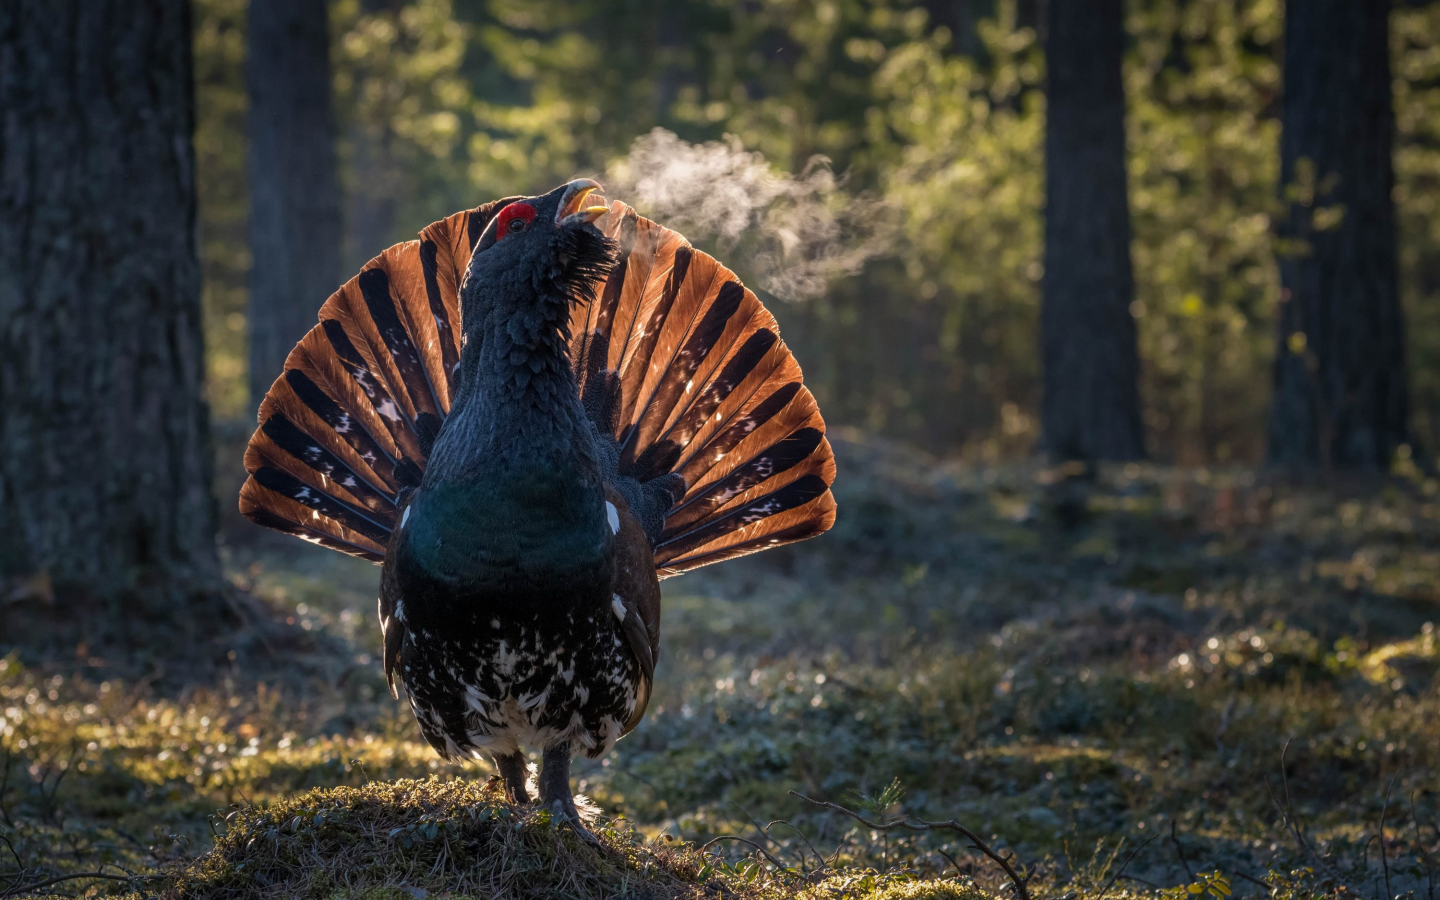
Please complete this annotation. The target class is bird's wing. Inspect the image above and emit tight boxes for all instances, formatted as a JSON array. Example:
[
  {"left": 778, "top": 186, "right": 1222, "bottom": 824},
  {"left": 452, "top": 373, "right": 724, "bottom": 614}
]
[
  {"left": 605, "top": 486, "right": 659, "bottom": 736},
  {"left": 378, "top": 554, "right": 407, "bottom": 697},
  {"left": 240, "top": 198, "right": 836, "bottom": 576},
  {"left": 238, "top": 197, "right": 518, "bottom": 560},
  {"left": 573, "top": 202, "right": 837, "bottom": 577}
]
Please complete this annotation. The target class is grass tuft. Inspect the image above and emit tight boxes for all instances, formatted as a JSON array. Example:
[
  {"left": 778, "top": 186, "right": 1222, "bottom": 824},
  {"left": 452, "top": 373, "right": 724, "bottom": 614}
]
[
  {"left": 169, "top": 777, "right": 773, "bottom": 899},
  {"left": 157, "top": 777, "right": 1001, "bottom": 899}
]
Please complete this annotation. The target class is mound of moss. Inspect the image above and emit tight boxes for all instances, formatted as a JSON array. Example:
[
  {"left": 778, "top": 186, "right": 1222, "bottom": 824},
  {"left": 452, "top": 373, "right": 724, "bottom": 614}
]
[
  {"left": 169, "top": 777, "right": 730, "bottom": 899},
  {"left": 163, "top": 778, "right": 987, "bottom": 900}
]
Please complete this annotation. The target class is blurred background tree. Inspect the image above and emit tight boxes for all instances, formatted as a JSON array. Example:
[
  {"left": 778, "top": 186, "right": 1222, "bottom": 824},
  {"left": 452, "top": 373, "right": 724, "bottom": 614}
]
[
  {"left": 1040, "top": 0, "right": 1145, "bottom": 462},
  {"left": 1269, "top": 0, "right": 1407, "bottom": 469},
  {"left": 190, "top": 0, "right": 1440, "bottom": 469},
  {"left": 246, "top": 0, "right": 345, "bottom": 411}
]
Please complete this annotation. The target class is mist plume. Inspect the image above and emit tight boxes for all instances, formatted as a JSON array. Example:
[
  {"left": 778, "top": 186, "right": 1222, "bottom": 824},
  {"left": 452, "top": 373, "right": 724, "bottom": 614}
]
[{"left": 604, "top": 129, "right": 892, "bottom": 301}]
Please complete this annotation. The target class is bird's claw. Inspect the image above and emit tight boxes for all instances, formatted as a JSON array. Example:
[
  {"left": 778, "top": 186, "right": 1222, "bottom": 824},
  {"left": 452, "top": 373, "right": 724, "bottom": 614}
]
[{"left": 546, "top": 798, "right": 600, "bottom": 845}]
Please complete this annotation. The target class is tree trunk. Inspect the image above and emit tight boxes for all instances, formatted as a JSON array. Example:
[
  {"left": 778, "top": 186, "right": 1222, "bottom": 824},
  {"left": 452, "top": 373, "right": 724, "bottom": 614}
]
[
  {"left": 0, "top": 2, "right": 220, "bottom": 607},
  {"left": 1268, "top": 0, "right": 1407, "bottom": 469},
  {"left": 246, "top": 0, "right": 342, "bottom": 409},
  {"left": 1040, "top": 0, "right": 1145, "bottom": 461}
]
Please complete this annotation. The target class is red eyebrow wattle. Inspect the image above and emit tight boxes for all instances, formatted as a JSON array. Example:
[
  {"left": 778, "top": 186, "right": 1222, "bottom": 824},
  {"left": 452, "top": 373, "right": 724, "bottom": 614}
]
[{"left": 495, "top": 202, "right": 537, "bottom": 239}]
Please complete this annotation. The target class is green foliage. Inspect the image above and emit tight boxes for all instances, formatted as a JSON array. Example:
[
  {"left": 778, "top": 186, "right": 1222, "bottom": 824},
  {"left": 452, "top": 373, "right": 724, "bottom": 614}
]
[
  {"left": 851, "top": 777, "right": 906, "bottom": 820},
  {"left": 1162, "top": 871, "right": 1231, "bottom": 900},
  {"left": 332, "top": 0, "right": 481, "bottom": 265},
  {"left": 1395, "top": 4, "right": 1440, "bottom": 455},
  {"left": 868, "top": 8, "right": 1044, "bottom": 452},
  {"left": 190, "top": 0, "right": 1440, "bottom": 460},
  {"left": 193, "top": 0, "right": 250, "bottom": 419},
  {"left": 849, "top": 879, "right": 991, "bottom": 900},
  {"left": 1125, "top": 0, "right": 1281, "bottom": 463}
]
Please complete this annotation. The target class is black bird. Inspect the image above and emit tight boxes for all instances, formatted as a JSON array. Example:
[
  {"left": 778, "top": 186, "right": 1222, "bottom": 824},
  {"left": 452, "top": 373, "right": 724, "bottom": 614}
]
[{"left": 239, "top": 180, "right": 836, "bottom": 837}]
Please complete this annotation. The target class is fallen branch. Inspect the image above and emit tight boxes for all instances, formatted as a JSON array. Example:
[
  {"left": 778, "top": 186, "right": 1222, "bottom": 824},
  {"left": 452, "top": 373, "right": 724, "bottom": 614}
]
[{"left": 789, "top": 790, "right": 1032, "bottom": 900}]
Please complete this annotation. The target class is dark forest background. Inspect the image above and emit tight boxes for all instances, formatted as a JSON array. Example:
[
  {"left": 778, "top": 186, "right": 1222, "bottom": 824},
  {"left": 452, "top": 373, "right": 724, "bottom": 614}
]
[
  {"left": 7, "top": 0, "right": 1434, "bottom": 612},
  {"left": 195, "top": 0, "right": 1440, "bottom": 466}
]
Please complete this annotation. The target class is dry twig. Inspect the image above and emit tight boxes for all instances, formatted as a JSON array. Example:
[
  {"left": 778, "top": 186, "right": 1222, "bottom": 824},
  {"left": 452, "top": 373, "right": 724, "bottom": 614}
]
[
  {"left": 1267, "top": 739, "right": 1362, "bottom": 897},
  {"left": 1098, "top": 836, "right": 1154, "bottom": 900},
  {"left": 764, "top": 819, "right": 827, "bottom": 874},
  {"left": 1411, "top": 792, "right": 1436, "bottom": 900},
  {"left": 1170, "top": 818, "right": 1196, "bottom": 882},
  {"left": 0, "top": 870, "right": 148, "bottom": 898},
  {"left": 1379, "top": 771, "right": 1400, "bottom": 900},
  {"left": 699, "top": 835, "right": 789, "bottom": 871},
  {"left": 934, "top": 846, "right": 967, "bottom": 879},
  {"left": 789, "top": 790, "right": 1032, "bottom": 900}
]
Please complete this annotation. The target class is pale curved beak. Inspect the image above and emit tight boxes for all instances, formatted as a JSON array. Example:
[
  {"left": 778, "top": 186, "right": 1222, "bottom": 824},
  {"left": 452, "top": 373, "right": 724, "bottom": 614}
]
[{"left": 556, "top": 178, "right": 609, "bottom": 226}]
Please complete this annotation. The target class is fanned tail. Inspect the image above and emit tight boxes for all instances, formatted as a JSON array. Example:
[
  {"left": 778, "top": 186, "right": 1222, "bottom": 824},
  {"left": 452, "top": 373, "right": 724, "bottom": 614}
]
[
  {"left": 239, "top": 198, "right": 516, "bottom": 561},
  {"left": 240, "top": 195, "right": 836, "bottom": 575},
  {"left": 573, "top": 202, "right": 837, "bottom": 577}
]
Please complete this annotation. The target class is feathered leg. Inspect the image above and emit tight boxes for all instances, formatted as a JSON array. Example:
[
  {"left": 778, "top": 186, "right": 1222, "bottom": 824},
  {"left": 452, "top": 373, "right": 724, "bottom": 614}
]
[
  {"left": 539, "top": 742, "right": 596, "bottom": 844},
  {"left": 493, "top": 751, "right": 531, "bottom": 804}
]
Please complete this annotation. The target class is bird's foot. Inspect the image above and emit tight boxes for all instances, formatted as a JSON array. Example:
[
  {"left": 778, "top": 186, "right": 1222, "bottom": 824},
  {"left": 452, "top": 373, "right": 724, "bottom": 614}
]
[
  {"left": 539, "top": 742, "right": 600, "bottom": 846},
  {"left": 545, "top": 795, "right": 600, "bottom": 845},
  {"left": 492, "top": 751, "right": 532, "bottom": 805}
]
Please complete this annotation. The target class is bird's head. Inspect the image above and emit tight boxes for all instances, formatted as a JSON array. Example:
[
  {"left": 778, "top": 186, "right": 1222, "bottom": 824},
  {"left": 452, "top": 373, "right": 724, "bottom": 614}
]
[{"left": 462, "top": 179, "right": 618, "bottom": 322}]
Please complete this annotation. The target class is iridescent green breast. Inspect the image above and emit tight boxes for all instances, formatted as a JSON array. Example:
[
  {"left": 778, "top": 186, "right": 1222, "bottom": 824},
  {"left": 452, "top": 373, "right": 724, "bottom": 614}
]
[{"left": 399, "top": 460, "right": 611, "bottom": 593}]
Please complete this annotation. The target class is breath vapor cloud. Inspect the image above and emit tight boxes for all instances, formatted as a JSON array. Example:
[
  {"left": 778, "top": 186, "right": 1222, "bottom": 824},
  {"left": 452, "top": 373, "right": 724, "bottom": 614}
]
[{"left": 604, "top": 129, "right": 892, "bottom": 301}]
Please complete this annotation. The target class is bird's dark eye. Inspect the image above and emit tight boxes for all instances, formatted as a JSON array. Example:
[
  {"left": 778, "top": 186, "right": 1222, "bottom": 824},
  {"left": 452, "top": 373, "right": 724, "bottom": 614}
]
[{"left": 491, "top": 200, "right": 537, "bottom": 246}]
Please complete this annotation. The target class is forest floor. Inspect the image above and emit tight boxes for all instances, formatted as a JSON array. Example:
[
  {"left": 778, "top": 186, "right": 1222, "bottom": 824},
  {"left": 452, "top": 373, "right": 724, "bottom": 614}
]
[{"left": 1, "top": 431, "right": 1438, "bottom": 899}]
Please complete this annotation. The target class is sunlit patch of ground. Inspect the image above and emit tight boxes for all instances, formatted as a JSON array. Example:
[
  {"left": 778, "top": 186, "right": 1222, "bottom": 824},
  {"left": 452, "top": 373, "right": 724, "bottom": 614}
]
[{"left": 1, "top": 434, "right": 1438, "bottom": 898}]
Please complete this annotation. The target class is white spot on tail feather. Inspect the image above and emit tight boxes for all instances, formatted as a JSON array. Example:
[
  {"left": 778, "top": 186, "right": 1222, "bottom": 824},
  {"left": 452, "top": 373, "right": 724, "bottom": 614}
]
[{"left": 606, "top": 501, "right": 620, "bottom": 534}]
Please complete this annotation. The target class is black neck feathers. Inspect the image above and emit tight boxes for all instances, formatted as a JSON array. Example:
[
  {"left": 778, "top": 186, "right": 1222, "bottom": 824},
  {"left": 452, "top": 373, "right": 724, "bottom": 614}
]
[{"left": 425, "top": 225, "right": 618, "bottom": 484}]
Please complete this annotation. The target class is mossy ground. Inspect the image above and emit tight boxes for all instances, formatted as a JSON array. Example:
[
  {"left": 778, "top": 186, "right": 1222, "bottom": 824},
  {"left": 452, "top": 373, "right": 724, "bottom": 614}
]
[{"left": 2, "top": 435, "right": 1438, "bottom": 898}]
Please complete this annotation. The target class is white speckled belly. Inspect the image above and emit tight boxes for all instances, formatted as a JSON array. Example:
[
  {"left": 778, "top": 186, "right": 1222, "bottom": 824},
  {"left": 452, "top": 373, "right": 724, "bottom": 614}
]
[{"left": 399, "top": 605, "right": 641, "bottom": 760}]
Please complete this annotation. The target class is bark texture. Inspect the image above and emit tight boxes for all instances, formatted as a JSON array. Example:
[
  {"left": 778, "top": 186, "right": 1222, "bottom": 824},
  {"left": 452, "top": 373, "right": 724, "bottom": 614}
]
[
  {"left": 246, "top": 0, "right": 343, "bottom": 409},
  {"left": 1269, "top": 0, "right": 1407, "bottom": 469},
  {"left": 1040, "top": 0, "right": 1145, "bottom": 461},
  {"left": 0, "top": 2, "right": 220, "bottom": 602}
]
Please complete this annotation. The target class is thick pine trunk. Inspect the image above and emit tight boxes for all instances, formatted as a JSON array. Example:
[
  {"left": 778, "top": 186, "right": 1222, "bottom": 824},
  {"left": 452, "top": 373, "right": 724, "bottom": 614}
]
[
  {"left": 1040, "top": 0, "right": 1146, "bottom": 462},
  {"left": 0, "top": 3, "right": 220, "bottom": 606},
  {"left": 1268, "top": 0, "right": 1407, "bottom": 469},
  {"left": 246, "top": 0, "right": 342, "bottom": 408}
]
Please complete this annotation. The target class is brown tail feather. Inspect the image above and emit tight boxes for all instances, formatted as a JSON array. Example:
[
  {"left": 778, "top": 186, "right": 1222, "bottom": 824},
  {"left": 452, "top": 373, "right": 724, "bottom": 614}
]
[
  {"left": 239, "top": 478, "right": 388, "bottom": 562},
  {"left": 579, "top": 201, "right": 837, "bottom": 576},
  {"left": 240, "top": 194, "right": 835, "bottom": 573},
  {"left": 238, "top": 197, "right": 517, "bottom": 560}
]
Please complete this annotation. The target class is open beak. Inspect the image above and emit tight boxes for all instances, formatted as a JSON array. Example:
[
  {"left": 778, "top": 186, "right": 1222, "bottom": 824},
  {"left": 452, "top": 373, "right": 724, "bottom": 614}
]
[{"left": 556, "top": 178, "right": 609, "bottom": 227}]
